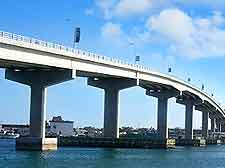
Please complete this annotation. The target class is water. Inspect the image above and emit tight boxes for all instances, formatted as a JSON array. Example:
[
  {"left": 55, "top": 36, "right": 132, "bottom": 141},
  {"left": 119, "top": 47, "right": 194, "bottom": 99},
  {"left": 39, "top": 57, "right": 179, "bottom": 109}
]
[{"left": 1, "top": 139, "right": 225, "bottom": 168}]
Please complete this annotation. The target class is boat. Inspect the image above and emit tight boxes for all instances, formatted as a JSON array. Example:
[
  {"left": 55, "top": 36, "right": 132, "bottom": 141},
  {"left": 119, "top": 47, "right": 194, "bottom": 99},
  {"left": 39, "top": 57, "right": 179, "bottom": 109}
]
[{"left": 0, "top": 130, "right": 20, "bottom": 139}]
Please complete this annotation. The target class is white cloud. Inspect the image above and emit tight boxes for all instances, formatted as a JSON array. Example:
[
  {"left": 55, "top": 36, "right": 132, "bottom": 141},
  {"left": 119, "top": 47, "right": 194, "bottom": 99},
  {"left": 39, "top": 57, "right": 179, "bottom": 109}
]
[
  {"left": 147, "top": 9, "right": 194, "bottom": 43},
  {"left": 94, "top": 2, "right": 225, "bottom": 59},
  {"left": 114, "top": 0, "right": 152, "bottom": 17},
  {"left": 94, "top": 0, "right": 168, "bottom": 19},
  {"left": 211, "top": 11, "right": 225, "bottom": 26},
  {"left": 172, "top": 0, "right": 225, "bottom": 10},
  {"left": 95, "top": 0, "right": 116, "bottom": 19},
  {"left": 94, "top": 0, "right": 225, "bottom": 20},
  {"left": 101, "top": 22, "right": 124, "bottom": 42},
  {"left": 85, "top": 9, "right": 94, "bottom": 16},
  {"left": 146, "top": 9, "right": 225, "bottom": 59}
]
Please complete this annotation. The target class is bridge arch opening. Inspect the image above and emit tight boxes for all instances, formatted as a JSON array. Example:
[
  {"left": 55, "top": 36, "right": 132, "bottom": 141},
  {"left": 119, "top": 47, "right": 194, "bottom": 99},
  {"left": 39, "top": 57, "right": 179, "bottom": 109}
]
[
  {"left": 47, "top": 77, "right": 104, "bottom": 130},
  {"left": 0, "top": 68, "right": 30, "bottom": 125},
  {"left": 120, "top": 87, "right": 157, "bottom": 136}
]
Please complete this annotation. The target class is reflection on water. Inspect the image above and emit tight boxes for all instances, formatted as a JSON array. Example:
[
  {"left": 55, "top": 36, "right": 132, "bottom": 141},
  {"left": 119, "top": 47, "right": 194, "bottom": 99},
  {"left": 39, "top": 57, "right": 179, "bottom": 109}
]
[{"left": 0, "top": 139, "right": 225, "bottom": 168}]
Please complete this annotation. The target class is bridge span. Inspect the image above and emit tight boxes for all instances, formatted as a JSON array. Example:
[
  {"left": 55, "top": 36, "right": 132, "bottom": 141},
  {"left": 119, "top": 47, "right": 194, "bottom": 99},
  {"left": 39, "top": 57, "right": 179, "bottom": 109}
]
[{"left": 0, "top": 31, "right": 224, "bottom": 150}]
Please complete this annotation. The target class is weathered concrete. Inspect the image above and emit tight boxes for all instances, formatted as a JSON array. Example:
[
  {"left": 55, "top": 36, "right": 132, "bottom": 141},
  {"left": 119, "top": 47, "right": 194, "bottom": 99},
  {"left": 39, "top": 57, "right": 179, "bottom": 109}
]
[
  {"left": 6, "top": 69, "right": 74, "bottom": 150},
  {"left": 88, "top": 78, "right": 137, "bottom": 138},
  {"left": 202, "top": 111, "right": 209, "bottom": 138}
]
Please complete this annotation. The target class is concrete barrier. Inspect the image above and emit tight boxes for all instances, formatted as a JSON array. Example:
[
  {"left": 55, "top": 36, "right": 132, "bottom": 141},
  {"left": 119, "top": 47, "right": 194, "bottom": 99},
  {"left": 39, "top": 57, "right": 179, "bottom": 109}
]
[{"left": 16, "top": 137, "right": 57, "bottom": 151}]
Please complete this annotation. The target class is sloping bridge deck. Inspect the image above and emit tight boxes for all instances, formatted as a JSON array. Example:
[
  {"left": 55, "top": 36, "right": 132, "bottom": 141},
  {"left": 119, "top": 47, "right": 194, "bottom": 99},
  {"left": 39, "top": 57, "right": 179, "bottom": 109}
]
[{"left": 0, "top": 31, "right": 224, "bottom": 119}]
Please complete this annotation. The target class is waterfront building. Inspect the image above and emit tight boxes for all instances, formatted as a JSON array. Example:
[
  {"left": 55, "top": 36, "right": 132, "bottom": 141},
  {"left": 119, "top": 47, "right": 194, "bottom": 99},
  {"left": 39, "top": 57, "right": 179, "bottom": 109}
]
[
  {"left": 168, "top": 128, "right": 209, "bottom": 140},
  {"left": 75, "top": 128, "right": 88, "bottom": 136},
  {"left": 168, "top": 128, "right": 185, "bottom": 139},
  {"left": 193, "top": 129, "right": 202, "bottom": 139},
  {"left": 75, "top": 127, "right": 102, "bottom": 137},
  {"left": 48, "top": 116, "right": 74, "bottom": 137}
]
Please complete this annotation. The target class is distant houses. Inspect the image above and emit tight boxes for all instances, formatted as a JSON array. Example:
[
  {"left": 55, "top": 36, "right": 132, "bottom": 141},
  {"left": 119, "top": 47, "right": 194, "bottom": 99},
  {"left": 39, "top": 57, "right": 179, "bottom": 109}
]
[
  {"left": 0, "top": 124, "right": 29, "bottom": 137},
  {"left": 0, "top": 116, "right": 224, "bottom": 139}
]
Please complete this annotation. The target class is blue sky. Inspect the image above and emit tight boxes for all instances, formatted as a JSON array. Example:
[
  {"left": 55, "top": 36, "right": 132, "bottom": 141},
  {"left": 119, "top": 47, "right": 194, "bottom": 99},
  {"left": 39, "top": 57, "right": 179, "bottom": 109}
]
[{"left": 0, "top": 0, "right": 225, "bottom": 129}]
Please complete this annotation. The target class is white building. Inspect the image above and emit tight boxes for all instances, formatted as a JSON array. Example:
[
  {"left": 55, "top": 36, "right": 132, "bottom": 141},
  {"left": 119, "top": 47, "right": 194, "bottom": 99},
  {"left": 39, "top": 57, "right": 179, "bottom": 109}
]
[
  {"left": 75, "top": 128, "right": 88, "bottom": 136},
  {"left": 48, "top": 116, "right": 74, "bottom": 137}
]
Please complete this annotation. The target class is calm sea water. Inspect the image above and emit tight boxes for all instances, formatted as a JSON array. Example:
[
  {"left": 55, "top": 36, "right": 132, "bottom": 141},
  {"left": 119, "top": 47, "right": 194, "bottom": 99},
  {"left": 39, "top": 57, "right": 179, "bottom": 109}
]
[{"left": 1, "top": 139, "right": 225, "bottom": 168}]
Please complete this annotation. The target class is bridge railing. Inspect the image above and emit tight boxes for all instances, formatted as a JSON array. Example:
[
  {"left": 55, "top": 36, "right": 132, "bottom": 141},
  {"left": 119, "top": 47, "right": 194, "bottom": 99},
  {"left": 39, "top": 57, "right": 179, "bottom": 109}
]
[
  {"left": 0, "top": 30, "right": 223, "bottom": 110},
  {"left": 0, "top": 31, "right": 148, "bottom": 70}
]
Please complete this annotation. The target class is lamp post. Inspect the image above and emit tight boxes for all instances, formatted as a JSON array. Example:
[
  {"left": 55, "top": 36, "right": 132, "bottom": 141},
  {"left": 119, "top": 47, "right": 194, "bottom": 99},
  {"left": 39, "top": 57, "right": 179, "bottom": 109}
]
[
  {"left": 168, "top": 67, "right": 172, "bottom": 73},
  {"left": 187, "top": 77, "right": 191, "bottom": 82},
  {"left": 129, "top": 42, "right": 141, "bottom": 64},
  {"left": 135, "top": 55, "right": 140, "bottom": 64},
  {"left": 73, "top": 27, "right": 80, "bottom": 49}
]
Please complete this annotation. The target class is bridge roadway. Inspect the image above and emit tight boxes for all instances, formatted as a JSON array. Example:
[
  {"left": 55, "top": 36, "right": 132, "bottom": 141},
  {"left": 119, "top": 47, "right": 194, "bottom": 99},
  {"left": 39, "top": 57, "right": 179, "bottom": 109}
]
[{"left": 0, "top": 31, "right": 224, "bottom": 150}]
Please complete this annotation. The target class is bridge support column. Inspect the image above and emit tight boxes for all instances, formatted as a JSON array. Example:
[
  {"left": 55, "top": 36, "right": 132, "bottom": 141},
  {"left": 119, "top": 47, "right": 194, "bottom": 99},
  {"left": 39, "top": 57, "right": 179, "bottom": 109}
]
[
  {"left": 221, "top": 123, "right": 225, "bottom": 132},
  {"left": 157, "top": 96, "right": 168, "bottom": 140},
  {"left": 146, "top": 89, "right": 179, "bottom": 140},
  {"left": 30, "top": 85, "right": 46, "bottom": 138},
  {"left": 185, "top": 102, "right": 194, "bottom": 140},
  {"left": 88, "top": 78, "right": 137, "bottom": 138},
  {"left": 216, "top": 119, "right": 221, "bottom": 132},
  {"left": 211, "top": 118, "right": 215, "bottom": 132},
  {"left": 104, "top": 88, "right": 119, "bottom": 138},
  {"left": 5, "top": 69, "right": 74, "bottom": 150},
  {"left": 202, "top": 111, "right": 208, "bottom": 139},
  {"left": 177, "top": 96, "right": 202, "bottom": 142}
]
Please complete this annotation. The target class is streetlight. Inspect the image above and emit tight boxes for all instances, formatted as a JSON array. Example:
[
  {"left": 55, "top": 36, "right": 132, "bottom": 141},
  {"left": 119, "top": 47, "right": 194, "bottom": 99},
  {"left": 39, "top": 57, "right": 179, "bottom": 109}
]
[
  {"left": 168, "top": 67, "right": 172, "bottom": 73},
  {"left": 73, "top": 27, "right": 80, "bottom": 49},
  {"left": 201, "top": 84, "right": 204, "bottom": 91},
  {"left": 129, "top": 42, "right": 140, "bottom": 64},
  {"left": 135, "top": 55, "right": 140, "bottom": 64}
]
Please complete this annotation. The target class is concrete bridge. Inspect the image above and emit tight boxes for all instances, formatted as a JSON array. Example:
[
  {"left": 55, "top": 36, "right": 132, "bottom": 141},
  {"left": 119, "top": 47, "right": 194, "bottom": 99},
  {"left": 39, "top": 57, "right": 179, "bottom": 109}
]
[{"left": 0, "top": 31, "right": 224, "bottom": 150}]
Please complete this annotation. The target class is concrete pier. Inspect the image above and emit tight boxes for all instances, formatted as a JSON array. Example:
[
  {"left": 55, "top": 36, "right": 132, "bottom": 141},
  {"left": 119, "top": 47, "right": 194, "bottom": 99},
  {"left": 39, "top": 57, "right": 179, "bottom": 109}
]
[
  {"left": 104, "top": 88, "right": 119, "bottom": 138},
  {"left": 177, "top": 95, "right": 202, "bottom": 142},
  {"left": 221, "top": 124, "right": 225, "bottom": 132},
  {"left": 185, "top": 102, "right": 194, "bottom": 140},
  {"left": 146, "top": 89, "right": 179, "bottom": 140},
  {"left": 202, "top": 111, "right": 209, "bottom": 138},
  {"left": 30, "top": 85, "right": 46, "bottom": 138},
  {"left": 16, "top": 137, "right": 58, "bottom": 151},
  {"left": 211, "top": 118, "right": 215, "bottom": 132},
  {"left": 6, "top": 69, "right": 74, "bottom": 150},
  {"left": 216, "top": 119, "right": 221, "bottom": 132},
  {"left": 59, "top": 137, "right": 176, "bottom": 149},
  {"left": 157, "top": 97, "right": 168, "bottom": 140},
  {"left": 88, "top": 78, "right": 137, "bottom": 138}
]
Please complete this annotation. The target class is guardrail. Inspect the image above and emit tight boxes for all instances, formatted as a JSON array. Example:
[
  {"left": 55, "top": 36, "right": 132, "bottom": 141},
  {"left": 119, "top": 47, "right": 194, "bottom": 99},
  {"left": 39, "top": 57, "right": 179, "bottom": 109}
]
[
  {"left": 0, "top": 31, "right": 147, "bottom": 70},
  {"left": 0, "top": 30, "right": 223, "bottom": 111}
]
